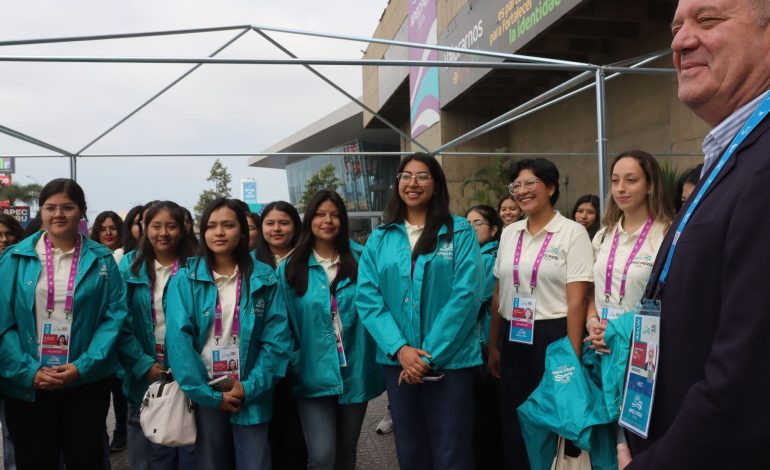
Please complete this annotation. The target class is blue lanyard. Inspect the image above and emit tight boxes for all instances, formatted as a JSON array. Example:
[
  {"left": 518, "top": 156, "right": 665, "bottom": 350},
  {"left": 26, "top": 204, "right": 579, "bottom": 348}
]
[{"left": 658, "top": 92, "right": 770, "bottom": 287}]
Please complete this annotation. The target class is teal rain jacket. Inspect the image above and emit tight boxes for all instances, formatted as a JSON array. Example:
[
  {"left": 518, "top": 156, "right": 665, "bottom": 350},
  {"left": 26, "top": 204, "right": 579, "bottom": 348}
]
[
  {"left": 165, "top": 257, "right": 291, "bottom": 425},
  {"left": 0, "top": 232, "right": 127, "bottom": 402},
  {"left": 517, "top": 338, "right": 616, "bottom": 470},
  {"left": 277, "top": 252, "right": 384, "bottom": 404},
  {"left": 116, "top": 251, "right": 174, "bottom": 408},
  {"left": 356, "top": 216, "right": 484, "bottom": 370},
  {"left": 477, "top": 240, "right": 498, "bottom": 347}
]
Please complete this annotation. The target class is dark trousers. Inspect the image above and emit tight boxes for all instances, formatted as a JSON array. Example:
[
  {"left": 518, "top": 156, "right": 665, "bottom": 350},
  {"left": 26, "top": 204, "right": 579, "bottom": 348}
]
[
  {"left": 268, "top": 377, "right": 307, "bottom": 470},
  {"left": 384, "top": 365, "right": 475, "bottom": 470},
  {"left": 474, "top": 347, "right": 503, "bottom": 470},
  {"left": 499, "top": 317, "right": 566, "bottom": 470},
  {"left": 5, "top": 378, "right": 111, "bottom": 470},
  {"left": 108, "top": 375, "right": 127, "bottom": 436}
]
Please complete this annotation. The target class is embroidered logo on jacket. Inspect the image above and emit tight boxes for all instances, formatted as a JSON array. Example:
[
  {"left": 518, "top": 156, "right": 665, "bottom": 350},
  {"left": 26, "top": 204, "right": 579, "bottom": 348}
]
[
  {"left": 436, "top": 241, "right": 454, "bottom": 260},
  {"left": 552, "top": 365, "right": 576, "bottom": 384},
  {"left": 254, "top": 299, "right": 266, "bottom": 316}
]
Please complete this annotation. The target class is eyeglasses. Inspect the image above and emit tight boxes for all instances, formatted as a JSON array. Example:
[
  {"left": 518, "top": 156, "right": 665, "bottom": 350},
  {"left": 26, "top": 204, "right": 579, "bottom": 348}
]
[
  {"left": 469, "top": 220, "right": 490, "bottom": 227},
  {"left": 508, "top": 178, "right": 540, "bottom": 195},
  {"left": 99, "top": 226, "right": 117, "bottom": 233},
  {"left": 0, "top": 231, "right": 16, "bottom": 241},
  {"left": 41, "top": 204, "right": 79, "bottom": 215},
  {"left": 396, "top": 172, "right": 432, "bottom": 184}
]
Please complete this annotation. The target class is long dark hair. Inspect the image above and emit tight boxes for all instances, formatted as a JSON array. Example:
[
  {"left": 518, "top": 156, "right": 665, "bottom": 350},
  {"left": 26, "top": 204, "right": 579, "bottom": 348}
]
[
  {"left": 285, "top": 190, "right": 357, "bottom": 296},
  {"left": 675, "top": 164, "right": 703, "bottom": 212},
  {"left": 180, "top": 205, "right": 199, "bottom": 251},
  {"left": 383, "top": 153, "right": 453, "bottom": 259},
  {"left": 131, "top": 201, "right": 197, "bottom": 284},
  {"left": 199, "top": 198, "right": 253, "bottom": 285},
  {"left": 254, "top": 201, "right": 301, "bottom": 269},
  {"left": 571, "top": 194, "right": 601, "bottom": 239},
  {"left": 0, "top": 214, "right": 23, "bottom": 249},
  {"left": 465, "top": 204, "right": 503, "bottom": 242},
  {"left": 89, "top": 211, "right": 124, "bottom": 248},
  {"left": 123, "top": 205, "right": 143, "bottom": 253}
]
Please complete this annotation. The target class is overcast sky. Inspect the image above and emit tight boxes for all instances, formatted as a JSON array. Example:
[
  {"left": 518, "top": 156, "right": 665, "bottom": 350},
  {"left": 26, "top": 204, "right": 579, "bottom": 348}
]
[{"left": 0, "top": 0, "right": 388, "bottom": 218}]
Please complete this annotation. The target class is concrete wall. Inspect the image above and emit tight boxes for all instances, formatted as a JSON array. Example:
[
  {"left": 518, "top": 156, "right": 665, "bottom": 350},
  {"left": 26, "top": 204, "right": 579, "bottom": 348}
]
[
  {"left": 363, "top": 1, "right": 712, "bottom": 215},
  {"left": 363, "top": 0, "right": 407, "bottom": 125}
]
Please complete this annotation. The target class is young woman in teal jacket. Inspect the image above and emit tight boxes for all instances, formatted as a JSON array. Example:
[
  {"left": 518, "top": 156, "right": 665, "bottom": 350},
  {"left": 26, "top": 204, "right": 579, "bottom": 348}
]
[
  {"left": 465, "top": 204, "right": 504, "bottom": 469},
  {"left": 0, "top": 178, "right": 127, "bottom": 469},
  {"left": 357, "top": 153, "right": 484, "bottom": 470},
  {"left": 278, "top": 190, "right": 383, "bottom": 470},
  {"left": 165, "top": 198, "right": 291, "bottom": 470},
  {"left": 117, "top": 201, "right": 197, "bottom": 469}
]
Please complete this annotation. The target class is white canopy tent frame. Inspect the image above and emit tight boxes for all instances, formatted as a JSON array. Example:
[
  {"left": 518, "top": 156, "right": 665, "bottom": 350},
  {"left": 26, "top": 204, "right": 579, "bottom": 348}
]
[{"left": 0, "top": 24, "right": 679, "bottom": 209}]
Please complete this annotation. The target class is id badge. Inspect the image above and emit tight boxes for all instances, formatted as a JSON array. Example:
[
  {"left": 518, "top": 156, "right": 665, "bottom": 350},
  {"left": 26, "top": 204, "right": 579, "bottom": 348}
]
[
  {"left": 509, "top": 293, "right": 535, "bottom": 345},
  {"left": 39, "top": 320, "right": 71, "bottom": 367},
  {"left": 600, "top": 302, "right": 625, "bottom": 324},
  {"left": 619, "top": 300, "right": 661, "bottom": 438},
  {"left": 211, "top": 345, "right": 240, "bottom": 381},
  {"left": 332, "top": 312, "right": 347, "bottom": 368},
  {"left": 155, "top": 340, "right": 165, "bottom": 365}
]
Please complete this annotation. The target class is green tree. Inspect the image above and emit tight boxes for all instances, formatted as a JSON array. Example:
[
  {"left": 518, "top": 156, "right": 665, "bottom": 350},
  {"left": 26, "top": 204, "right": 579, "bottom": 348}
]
[
  {"left": 460, "top": 151, "right": 513, "bottom": 208},
  {"left": 0, "top": 182, "right": 42, "bottom": 206},
  {"left": 659, "top": 161, "right": 681, "bottom": 207},
  {"left": 194, "top": 159, "right": 232, "bottom": 219},
  {"left": 300, "top": 164, "right": 342, "bottom": 211}
]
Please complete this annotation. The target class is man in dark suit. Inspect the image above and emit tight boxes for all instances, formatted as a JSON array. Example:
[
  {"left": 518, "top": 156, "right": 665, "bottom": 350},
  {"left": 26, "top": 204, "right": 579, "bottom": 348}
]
[{"left": 619, "top": 0, "right": 770, "bottom": 468}]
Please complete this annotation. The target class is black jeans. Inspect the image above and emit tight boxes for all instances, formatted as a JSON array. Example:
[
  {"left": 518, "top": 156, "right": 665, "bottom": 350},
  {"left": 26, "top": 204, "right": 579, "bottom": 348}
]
[
  {"left": 499, "top": 317, "right": 567, "bottom": 470},
  {"left": 6, "top": 378, "right": 111, "bottom": 470}
]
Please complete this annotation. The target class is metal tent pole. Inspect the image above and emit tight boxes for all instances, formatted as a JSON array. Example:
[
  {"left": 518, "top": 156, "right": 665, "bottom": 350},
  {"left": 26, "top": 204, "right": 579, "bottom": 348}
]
[
  {"left": 252, "top": 27, "right": 431, "bottom": 154},
  {"left": 75, "top": 28, "right": 251, "bottom": 156},
  {"left": 595, "top": 67, "right": 609, "bottom": 213}
]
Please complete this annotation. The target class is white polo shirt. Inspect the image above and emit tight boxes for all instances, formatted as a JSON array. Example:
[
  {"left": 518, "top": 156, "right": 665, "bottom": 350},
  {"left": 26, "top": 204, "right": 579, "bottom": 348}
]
[
  {"left": 152, "top": 260, "right": 176, "bottom": 346},
  {"left": 591, "top": 218, "right": 668, "bottom": 311},
  {"left": 313, "top": 250, "right": 340, "bottom": 284},
  {"left": 34, "top": 234, "right": 78, "bottom": 343},
  {"left": 404, "top": 220, "right": 424, "bottom": 251},
  {"left": 494, "top": 212, "right": 593, "bottom": 321},
  {"left": 200, "top": 267, "right": 240, "bottom": 378}
]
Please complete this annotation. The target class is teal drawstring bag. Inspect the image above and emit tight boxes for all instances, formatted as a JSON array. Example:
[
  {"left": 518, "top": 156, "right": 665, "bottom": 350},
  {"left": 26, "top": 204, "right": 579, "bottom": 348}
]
[{"left": 517, "top": 337, "right": 616, "bottom": 470}]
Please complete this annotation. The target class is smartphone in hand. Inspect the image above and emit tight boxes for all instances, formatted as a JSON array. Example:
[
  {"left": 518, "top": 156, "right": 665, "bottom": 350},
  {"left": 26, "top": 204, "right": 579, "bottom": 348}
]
[
  {"left": 422, "top": 371, "right": 445, "bottom": 382},
  {"left": 208, "top": 376, "right": 234, "bottom": 392}
]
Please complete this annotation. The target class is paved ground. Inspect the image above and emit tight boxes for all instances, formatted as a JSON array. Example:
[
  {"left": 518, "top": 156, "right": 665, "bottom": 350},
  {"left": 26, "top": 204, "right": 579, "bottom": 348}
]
[{"left": 1, "top": 393, "right": 397, "bottom": 469}]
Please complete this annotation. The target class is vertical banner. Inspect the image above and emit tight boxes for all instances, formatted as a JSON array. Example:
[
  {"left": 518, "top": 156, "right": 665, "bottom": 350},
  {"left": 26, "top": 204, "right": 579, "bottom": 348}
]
[
  {"left": 241, "top": 179, "right": 258, "bottom": 205},
  {"left": 408, "top": 0, "right": 440, "bottom": 138},
  {"left": 0, "top": 157, "right": 14, "bottom": 174}
]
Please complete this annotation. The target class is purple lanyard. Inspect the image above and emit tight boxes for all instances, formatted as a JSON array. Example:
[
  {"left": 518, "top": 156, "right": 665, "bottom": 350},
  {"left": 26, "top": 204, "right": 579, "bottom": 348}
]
[
  {"left": 44, "top": 234, "right": 82, "bottom": 319},
  {"left": 149, "top": 260, "right": 179, "bottom": 327},
  {"left": 513, "top": 230, "right": 554, "bottom": 293},
  {"left": 331, "top": 295, "right": 339, "bottom": 318},
  {"left": 214, "top": 273, "right": 243, "bottom": 344},
  {"left": 604, "top": 217, "right": 654, "bottom": 304}
]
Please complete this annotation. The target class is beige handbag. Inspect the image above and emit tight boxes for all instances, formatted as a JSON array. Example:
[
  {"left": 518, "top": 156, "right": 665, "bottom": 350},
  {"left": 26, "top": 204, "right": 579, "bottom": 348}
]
[{"left": 551, "top": 436, "right": 592, "bottom": 470}]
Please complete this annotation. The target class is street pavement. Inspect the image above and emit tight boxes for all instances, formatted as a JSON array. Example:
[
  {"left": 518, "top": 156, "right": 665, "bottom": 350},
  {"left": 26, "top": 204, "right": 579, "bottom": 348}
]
[{"left": 1, "top": 393, "right": 398, "bottom": 469}]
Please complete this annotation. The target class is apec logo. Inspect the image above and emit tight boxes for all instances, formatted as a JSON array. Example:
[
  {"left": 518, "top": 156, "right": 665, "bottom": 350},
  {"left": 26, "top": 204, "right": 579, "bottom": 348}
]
[
  {"left": 552, "top": 365, "right": 576, "bottom": 384},
  {"left": 254, "top": 299, "right": 266, "bottom": 316},
  {"left": 543, "top": 246, "right": 559, "bottom": 261}
]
